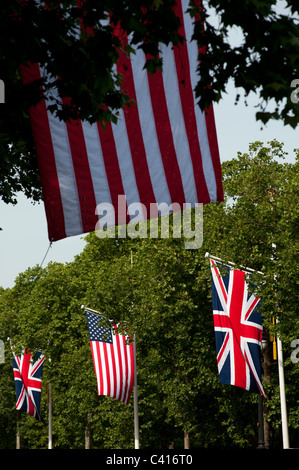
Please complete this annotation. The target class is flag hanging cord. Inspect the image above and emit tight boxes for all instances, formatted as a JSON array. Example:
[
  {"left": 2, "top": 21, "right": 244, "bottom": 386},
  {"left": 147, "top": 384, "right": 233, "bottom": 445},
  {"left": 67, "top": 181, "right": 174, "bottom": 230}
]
[{"left": 39, "top": 240, "right": 53, "bottom": 268}]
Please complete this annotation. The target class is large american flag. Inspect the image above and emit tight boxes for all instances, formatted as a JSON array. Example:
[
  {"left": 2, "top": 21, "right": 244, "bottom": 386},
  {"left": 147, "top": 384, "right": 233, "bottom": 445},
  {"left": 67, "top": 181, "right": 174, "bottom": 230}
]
[
  {"left": 85, "top": 310, "right": 135, "bottom": 405},
  {"left": 12, "top": 348, "right": 45, "bottom": 419},
  {"left": 21, "top": 0, "right": 223, "bottom": 242},
  {"left": 210, "top": 259, "right": 265, "bottom": 395}
]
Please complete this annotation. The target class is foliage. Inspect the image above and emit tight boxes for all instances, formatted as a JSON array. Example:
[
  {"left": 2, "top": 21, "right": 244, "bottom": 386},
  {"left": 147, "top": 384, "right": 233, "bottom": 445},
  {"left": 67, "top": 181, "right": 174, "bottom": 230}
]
[
  {"left": 0, "top": 0, "right": 181, "bottom": 205},
  {"left": 0, "top": 141, "right": 298, "bottom": 449},
  {"left": 198, "top": 0, "right": 299, "bottom": 128},
  {"left": 1, "top": 1, "right": 299, "bottom": 205}
]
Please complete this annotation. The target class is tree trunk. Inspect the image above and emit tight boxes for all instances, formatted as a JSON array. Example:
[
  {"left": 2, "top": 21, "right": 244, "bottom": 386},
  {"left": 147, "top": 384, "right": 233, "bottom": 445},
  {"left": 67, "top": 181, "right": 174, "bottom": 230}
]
[
  {"left": 184, "top": 431, "right": 191, "bottom": 449},
  {"left": 85, "top": 413, "right": 92, "bottom": 449},
  {"left": 16, "top": 411, "right": 21, "bottom": 449}
]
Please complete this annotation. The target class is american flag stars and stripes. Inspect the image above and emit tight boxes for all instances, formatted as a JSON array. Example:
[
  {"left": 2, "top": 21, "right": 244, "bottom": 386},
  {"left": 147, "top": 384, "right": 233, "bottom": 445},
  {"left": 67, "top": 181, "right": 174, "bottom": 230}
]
[
  {"left": 12, "top": 348, "right": 46, "bottom": 419},
  {"left": 210, "top": 259, "right": 265, "bottom": 396},
  {"left": 85, "top": 310, "right": 135, "bottom": 405},
  {"left": 21, "top": 0, "right": 223, "bottom": 242}
]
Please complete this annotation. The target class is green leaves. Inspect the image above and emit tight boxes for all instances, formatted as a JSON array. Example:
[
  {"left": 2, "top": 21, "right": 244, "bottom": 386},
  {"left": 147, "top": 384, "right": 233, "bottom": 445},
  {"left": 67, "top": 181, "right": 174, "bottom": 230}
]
[
  {"left": 196, "top": 1, "right": 299, "bottom": 127},
  {"left": 1, "top": 0, "right": 299, "bottom": 207},
  {"left": 0, "top": 142, "right": 298, "bottom": 448}
]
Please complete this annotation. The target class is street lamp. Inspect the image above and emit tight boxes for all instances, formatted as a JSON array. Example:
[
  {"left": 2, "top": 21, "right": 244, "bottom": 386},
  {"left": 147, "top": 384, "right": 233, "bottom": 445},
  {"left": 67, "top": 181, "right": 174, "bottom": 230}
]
[{"left": 257, "top": 336, "right": 268, "bottom": 449}]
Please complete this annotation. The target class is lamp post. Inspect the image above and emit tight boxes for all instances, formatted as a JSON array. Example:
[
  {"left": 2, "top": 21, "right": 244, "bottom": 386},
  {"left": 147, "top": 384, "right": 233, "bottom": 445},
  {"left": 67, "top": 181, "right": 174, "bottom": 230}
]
[
  {"left": 257, "top": 337, "right": 267, "bottom": 449},
  {"left": 257, "top": 394, "right": 265, "bottom": 449}
]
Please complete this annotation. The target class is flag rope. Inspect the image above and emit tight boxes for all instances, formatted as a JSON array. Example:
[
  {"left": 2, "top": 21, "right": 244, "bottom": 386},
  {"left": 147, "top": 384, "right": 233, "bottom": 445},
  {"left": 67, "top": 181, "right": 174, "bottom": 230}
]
[{"left": 39, "top": 240, "right": 53, "bottom": 268}]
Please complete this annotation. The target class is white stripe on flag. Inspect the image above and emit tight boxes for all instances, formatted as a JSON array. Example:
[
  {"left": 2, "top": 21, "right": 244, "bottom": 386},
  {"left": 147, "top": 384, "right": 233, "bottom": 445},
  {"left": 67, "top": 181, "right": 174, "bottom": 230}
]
[
  {"left": 81, "top": 121, "right": 112, "bottom": 208},
  {"left": 182, "top": 3, "right": 218, "bottom": 201},
  {"left": 40, "top": 64, "right": 83, "bottom": 236},
  {"left": 111, "top": 109, "right": 142, "bottom": 213},
  {"left": 160, "top": 42, "right": 198, "bottom": 204},
  {"left": 130, "top": 49, "right": 172, "bottom": 207}
]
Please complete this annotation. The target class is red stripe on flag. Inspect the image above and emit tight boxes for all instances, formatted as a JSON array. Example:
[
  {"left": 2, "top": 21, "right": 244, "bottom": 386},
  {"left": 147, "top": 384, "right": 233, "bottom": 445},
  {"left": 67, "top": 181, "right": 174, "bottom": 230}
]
[
  {"left": 211, "top": 260, "right": 228, "bottom": 304},
  {"left": 230, "top": 270, "right": 246, "bottom": 389},
  {"left": 173, "top": 1, "right": 210, "bottom": 204},
  {"left": 109, "top": 342, "right": 117, "bottom": 400},
  {"left": 64, "top": 114, "right": 98, "bottom": 232},
  {"left": 97, "top": 122, "right": 130, "bottom": 225},
  {"left": 20, "top": 63, "right": 66, "bottom": 241},
  {"left": 191, "top": 0, "right": 224, "bottom": 202},
  {"left": 217, "top": 331, "right": 229, "bottom": 365},
  {"left": 128, "top": 342, "right": 135, "bottom": 405},
  {"left": 245, "top": 296, "right": 260, "bottom": 322},
  {"left": 117, "top": 47, "right": 157, "bottom": 213},
  {"left": 121, "top": 334, "right": 130, "bottom": 404},
  {"left": 20, "top": 353, "right": 35, "bottom": 416},
  {"left": 204, "top": 105, "right": 224, "bottom": 201},
  {"left": 146, "top": 62, "right": 185, "bottom": 204},
  {"left": 115, "top": 333, "right": 123, "bottom": 402},
  {"left": 91, "top": 342, "right": 103, "bottom": 396},
  {"left": 102, "top": 342, "right": 111, "bottom": 398}
]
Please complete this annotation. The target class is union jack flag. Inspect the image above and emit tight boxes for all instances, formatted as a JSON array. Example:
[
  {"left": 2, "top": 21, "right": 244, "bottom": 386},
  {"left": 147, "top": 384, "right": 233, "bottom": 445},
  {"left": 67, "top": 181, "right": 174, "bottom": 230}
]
[
  {"left": 210, "top": 259, "right": 265, "bottom": 395},
  {"left": 12, "top": 348, "right": 45, "bottom": 419}
]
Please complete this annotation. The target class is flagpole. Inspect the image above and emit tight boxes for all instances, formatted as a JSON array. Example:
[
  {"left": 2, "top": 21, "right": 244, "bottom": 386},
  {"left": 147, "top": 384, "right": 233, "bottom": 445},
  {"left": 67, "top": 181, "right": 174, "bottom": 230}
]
[
  {"left": 16, "top": 411, "right": 21, "bottom": 449},
  {"left": 205, "top": 252, "right": 264, "bottom": 275},
  {"left": 48, "top": 382, "right": 52, "bottom": 449},
  {"left": 133, "top": 334, "right": 140, "bottom": 449},
  {"left": 81, "top": 305, "right": 101, "bottom": 314},
  {"left": 130, "top": 252, "right": 139, "bottom": 449},
  {"left": 276, "top": 332, "right": 290, "bottom": 449}
]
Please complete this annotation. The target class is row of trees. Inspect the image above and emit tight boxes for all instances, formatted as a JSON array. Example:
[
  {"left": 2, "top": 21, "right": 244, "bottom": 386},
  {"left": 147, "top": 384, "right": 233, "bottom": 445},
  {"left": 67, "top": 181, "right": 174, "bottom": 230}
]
[{"left": 0, "top": 141, "right": 298, "bottom": 449}]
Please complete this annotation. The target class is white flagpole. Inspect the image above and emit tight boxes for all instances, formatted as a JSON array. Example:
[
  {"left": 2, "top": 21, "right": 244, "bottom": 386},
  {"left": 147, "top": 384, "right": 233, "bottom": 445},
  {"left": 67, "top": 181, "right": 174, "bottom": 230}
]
[
  {"left": 205, "top": 252, "right": 264, "bottom": 275},
  {"left": 48, "top": 382, "right": 52, "bottom": 449},
  {"left": 133, "top": 334, "right": 140, "bottom": 449},
  {"left": 81, "top": 305, "right": 101, "bottom": 314},
  {"left": 276, "top": 333, "right": 290, "bottom": 449},
  {"left": 130, "top": 251, "right": 139, "bottom": 449}
]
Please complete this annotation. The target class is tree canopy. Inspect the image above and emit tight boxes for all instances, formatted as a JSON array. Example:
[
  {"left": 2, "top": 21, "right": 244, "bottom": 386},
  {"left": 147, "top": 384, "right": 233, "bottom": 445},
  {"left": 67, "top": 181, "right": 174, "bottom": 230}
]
[
  {"left": 0, "top": 141, "right": 298, "bottom": 449},
  {"left": 1, "top": 0, "right": 299, "bottom": 204}
]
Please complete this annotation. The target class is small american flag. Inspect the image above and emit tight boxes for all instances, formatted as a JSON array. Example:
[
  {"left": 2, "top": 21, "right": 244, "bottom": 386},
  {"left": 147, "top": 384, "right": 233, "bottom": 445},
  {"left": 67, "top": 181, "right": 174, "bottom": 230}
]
[
  {"left": 210, "top": 259, "right": 265, "bottom": 395},
  {"left": 12, "top": 348, "right": 45, "bottom": 419},
  {"left": 85, "top": 310, "right": 135, "bottom": 404}
]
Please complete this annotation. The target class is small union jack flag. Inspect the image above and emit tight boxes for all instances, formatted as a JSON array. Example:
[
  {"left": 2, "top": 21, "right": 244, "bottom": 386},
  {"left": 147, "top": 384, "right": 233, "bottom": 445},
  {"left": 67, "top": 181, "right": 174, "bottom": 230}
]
[
  {"left": 210, "top": 259, "right": 265, "bottom": 395},
  {"left": 12, "top": 348, "right": 45, "bottom": 420}
]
